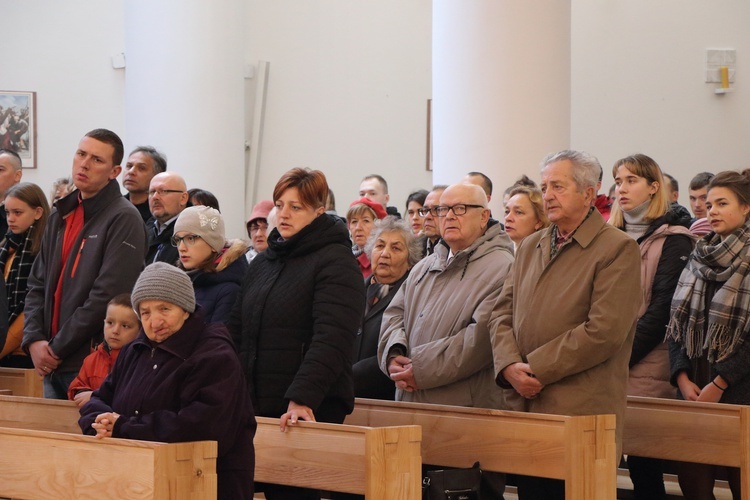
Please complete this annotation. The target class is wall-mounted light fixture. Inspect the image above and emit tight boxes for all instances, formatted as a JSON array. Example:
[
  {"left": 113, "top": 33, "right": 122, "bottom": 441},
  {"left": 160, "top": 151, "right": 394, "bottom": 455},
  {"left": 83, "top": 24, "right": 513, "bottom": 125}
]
[{"left": 706, "top": 49, "right": 735, "bottom": 95}]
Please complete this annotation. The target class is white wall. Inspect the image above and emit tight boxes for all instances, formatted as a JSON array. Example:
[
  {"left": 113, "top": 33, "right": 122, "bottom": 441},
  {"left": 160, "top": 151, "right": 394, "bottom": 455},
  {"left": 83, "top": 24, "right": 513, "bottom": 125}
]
[
  {"left": 1, "top": 0, "right": 125, "bottom": 197},
  {"left": 245, "top": 0, "right": 433, "bottom": 215},
  {"left": 572, "top": 0, "right": 750, "bottom": 209},
  {"left": 6, "top": 1, "right": 750, "bottom": 225}
]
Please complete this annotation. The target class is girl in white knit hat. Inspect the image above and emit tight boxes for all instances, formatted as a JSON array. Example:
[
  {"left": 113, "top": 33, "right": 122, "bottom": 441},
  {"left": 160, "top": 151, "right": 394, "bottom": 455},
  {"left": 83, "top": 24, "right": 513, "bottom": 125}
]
[{"left": 172, "top": 205, "right": 249, "bottom": 325}]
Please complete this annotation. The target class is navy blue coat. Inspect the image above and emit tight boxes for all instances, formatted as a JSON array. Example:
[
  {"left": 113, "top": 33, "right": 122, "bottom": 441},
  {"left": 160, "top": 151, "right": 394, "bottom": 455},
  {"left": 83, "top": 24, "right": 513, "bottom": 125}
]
[
  {"left": 191, "top": 240, "right": 248, "bottom": 325},
  {"left": 79, "top": 307, "right": 256, "bottom": 499}
]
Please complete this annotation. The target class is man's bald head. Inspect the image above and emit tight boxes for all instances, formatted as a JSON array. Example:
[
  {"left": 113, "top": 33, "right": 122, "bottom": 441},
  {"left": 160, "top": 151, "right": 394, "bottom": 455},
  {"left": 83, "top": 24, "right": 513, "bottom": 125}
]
[
  {"left": 148, "top": 171, "right": 189, "bottom": 224},
  {"left": 439, "top": 183, "right": 491, "bottom": 252}
]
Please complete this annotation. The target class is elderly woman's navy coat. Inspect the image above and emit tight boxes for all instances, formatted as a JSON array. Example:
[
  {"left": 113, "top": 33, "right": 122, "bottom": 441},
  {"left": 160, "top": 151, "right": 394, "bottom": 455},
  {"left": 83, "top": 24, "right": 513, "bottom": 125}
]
[{"left": 79, "top": 307, "right": 256, "bottom": 499}]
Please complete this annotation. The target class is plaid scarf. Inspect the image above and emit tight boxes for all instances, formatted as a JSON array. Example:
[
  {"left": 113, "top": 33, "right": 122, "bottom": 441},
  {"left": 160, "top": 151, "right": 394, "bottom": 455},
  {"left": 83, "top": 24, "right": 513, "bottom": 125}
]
[
  {"left": 0, "top": 227, "right": 36, "bottom": 325},
  {"left": 666, "top": 221, "right": 750, "bottom": 362}
]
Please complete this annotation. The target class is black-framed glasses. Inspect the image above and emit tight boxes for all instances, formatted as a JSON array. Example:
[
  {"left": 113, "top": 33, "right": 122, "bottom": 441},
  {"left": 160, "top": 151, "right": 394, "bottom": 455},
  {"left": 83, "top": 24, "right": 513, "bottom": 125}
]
[
  {"left": 148, "top": 189, "right": 184, "bottom": 198},
  {"left": 417, "top": 206, "right": 439, "bottom": 217},
  {"left": 435, "top": 204, "right": 484, "bottom": 217},
  {"left": 249, "top": 222, "right": 268, "bottom": 233},
  {"left": 171, "top": 234, "right": 202, "bottom": 247}
]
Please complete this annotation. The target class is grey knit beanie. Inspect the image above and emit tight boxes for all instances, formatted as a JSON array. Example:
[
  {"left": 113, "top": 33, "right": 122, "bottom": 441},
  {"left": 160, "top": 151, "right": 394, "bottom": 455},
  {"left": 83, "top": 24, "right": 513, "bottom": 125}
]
[
  {"left": 131, "top": 262, "right": 196, "bottom": 315},
  {"left": 174, "top": 205, "right": 226, "bottom": 253}
]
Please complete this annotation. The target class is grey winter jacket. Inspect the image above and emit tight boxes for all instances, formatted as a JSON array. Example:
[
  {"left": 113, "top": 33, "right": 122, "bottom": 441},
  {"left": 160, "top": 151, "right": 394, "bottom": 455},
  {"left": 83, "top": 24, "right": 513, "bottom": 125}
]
[{"left": 378, "top": 220, "right": 515, "bottom": 409}]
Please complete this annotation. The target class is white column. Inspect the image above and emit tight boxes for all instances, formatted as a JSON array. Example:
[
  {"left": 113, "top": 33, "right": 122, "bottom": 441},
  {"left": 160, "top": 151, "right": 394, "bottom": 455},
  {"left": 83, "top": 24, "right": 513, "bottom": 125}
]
[
  {"left": 123, "top": 0, "right": 247, "bottom": 238},
  {"left": 432, "top": 1, "right": 571, "bottom": 216}
]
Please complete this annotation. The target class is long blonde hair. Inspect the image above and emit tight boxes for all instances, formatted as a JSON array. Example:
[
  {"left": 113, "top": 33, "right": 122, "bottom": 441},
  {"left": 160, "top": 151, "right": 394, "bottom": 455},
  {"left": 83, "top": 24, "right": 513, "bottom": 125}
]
[{"left": 609, "top": 154, "right": 670, "bottom": 229}]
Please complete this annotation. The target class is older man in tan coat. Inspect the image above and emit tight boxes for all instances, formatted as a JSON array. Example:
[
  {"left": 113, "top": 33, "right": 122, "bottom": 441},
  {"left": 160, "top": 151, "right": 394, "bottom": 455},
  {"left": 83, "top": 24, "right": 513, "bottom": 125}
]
[
  {"left": 491, "top": 150, "right": 641, "bottom": 500},
  {"left": 379, "top": 183, "right": 514, "bottom": 408}
]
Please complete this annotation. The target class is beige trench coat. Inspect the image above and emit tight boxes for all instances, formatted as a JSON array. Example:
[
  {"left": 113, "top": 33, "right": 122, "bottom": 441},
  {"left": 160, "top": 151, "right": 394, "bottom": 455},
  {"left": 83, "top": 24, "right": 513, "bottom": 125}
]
[{"left": 492, "top": 211, "right": 642, "bottom": 451}]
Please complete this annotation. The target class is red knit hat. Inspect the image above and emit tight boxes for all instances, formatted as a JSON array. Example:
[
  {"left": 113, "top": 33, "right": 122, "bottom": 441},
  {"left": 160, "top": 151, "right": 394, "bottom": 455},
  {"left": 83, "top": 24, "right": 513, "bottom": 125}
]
[{"left": 349, "top": 197, "right": 387, "bottom": 220}]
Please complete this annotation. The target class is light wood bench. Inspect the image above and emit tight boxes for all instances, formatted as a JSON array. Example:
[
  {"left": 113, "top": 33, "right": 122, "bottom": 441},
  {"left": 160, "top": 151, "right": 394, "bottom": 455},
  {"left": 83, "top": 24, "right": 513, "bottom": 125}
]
[
  {"left": 255, "top": 416, "right": 421, "bottom": 498},
  {"left": 347, "top": 398, "right": 617, "bottom": 500},
  {"left": 0, "top": 395, "right": 422, "bottom": 499},
  {"left": 0, "top": 426, "right": 217, "bottom": 499},
  {"left": 0, "top": 367, "right": 43, "bottom": 397},
  {"left": 624, "top": 396, "right": 750, "bottom": 500}
]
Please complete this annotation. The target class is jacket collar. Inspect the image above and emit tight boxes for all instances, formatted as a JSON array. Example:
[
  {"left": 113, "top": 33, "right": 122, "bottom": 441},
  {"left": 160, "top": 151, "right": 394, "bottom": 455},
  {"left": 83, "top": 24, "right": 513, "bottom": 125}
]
[
  {"left": 538, "top": 209, "right": 605, "bottom": 261},
  {"left": 56, "top": 179, "right": 123, "bottom": 221},
  {"left": 364, "top": 271, "right": 409, "bottom": 320},
  {"left": 132, "top": 307, "right": 207, "bottom": 360}
]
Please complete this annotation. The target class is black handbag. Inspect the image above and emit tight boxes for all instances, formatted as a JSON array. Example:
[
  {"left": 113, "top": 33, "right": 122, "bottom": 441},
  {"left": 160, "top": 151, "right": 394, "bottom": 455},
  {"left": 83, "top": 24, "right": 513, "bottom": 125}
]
[{"left": 422, "top": 461, "right": 482, "bottom": 500}]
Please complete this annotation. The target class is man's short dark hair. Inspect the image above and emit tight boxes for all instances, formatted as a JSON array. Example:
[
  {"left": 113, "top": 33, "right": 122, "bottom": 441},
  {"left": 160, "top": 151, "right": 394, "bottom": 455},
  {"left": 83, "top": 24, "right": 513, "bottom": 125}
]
[
  {"left": 363, "top": 174, "right": 389, "bottom": 194},
  {"left": 663, "top": 173, "right": 679, "bottom": 193},
  {"left": 0, "top": 148, "right": 22, "bottom": 171},
  {"left": 85, "top": 128, "right": 124, "bottom": 166},
  {"left": 466, "top": 172, "right": 493, "bottom": 196},
  {"left": 129, "top": 146, "right": 167, "bottom": 175},
  {"left": 689, "top": 172, "right": 715, "bottom": 191}
]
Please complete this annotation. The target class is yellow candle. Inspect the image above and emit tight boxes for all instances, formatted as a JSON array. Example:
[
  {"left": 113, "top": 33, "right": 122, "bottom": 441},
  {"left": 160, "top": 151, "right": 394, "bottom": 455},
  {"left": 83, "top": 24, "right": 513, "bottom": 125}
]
[{"left": 721, "top": 66, "right": 729, "bottom": 88}]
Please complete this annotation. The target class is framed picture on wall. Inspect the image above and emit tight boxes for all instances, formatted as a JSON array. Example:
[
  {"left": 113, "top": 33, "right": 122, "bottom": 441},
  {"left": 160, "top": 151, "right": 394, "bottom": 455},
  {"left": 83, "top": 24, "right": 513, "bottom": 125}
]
[{"left": 0, "top": 90, "right": 37, "bottom": 169}]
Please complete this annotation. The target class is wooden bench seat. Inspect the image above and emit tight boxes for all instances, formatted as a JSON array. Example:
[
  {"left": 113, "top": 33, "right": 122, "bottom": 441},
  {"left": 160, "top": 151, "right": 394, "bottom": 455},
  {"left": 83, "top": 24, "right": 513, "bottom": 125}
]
[{"left": 347, "top": 398, "right": 617, "bottom": 500}]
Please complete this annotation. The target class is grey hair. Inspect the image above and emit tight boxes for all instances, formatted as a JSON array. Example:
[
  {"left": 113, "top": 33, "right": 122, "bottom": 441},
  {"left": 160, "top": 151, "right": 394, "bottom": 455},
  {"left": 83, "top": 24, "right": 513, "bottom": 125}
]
[
  {"left": 129, "top": 146, "right": 168, "bottom": 175},
  {"left": 364, "top": 216, "right": 421, "bottom": 268},
  {"left": 541, "top": 150, "right": 601, "bottom": 192}
]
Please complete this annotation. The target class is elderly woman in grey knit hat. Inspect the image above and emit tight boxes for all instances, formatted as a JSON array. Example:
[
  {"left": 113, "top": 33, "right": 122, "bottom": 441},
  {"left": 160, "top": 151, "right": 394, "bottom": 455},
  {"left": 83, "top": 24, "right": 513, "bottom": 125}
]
[
  {"left": 79, "top": 262, "right": 257, "bottom": 499},
  {"left": 172, "top": 205, "right": 248, "bottom": 325}
]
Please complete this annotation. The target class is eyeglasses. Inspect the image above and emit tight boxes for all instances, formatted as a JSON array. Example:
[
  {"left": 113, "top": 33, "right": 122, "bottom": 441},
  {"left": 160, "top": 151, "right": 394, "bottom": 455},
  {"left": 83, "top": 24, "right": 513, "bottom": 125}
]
[
  {"left": 148, "top": 189, "right": 184, "bottom": 198},
  {"left": 417, "top": 206, "right": 439, "bottom": 217},
  {"left": 171, "top": 234, "right": 202, "bottom": 247},
  {"left": 249, "top": 223, "right": 268, "bottom": 233},
  {"left": 435, "top": 204, "right": 485, "bottom": 217}
]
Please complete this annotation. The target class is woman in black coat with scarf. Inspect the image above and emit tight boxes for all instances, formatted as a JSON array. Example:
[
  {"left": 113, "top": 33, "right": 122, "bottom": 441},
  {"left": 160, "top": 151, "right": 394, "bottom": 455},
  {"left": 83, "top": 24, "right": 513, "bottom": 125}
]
[{"left": 228, "top": 168, "right": 364, "bottom": 500}]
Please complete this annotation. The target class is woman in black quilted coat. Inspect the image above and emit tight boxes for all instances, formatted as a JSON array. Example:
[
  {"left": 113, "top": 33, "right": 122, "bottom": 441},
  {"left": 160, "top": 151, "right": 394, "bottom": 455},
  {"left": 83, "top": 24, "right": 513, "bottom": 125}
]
[{"left": 228, "top": 167, "right": 364, "bottom": 500}]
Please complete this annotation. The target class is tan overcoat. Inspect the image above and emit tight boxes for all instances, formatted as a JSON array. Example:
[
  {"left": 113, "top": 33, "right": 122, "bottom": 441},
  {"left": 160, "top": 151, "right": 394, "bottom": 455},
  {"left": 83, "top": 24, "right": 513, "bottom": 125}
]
[{"left": 492, "top": 210, "right": 641, "bottom": 449}]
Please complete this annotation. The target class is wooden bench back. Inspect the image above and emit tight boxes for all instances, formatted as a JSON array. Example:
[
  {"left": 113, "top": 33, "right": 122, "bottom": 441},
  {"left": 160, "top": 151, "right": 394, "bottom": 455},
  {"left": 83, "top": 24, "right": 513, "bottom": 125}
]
[
  {"left": 348, "top": 398, "right": 617, "bottom": 500},
  {"left": 0, "top": 426, "right": 217, "bottom": 499},
  {"left": 0, "top": 367, "right": 43, "bottom": 397},
  {"left": 255, "top": 416, "right": 421, "bottom": 498},
  {"left": 0, "top": 396, "right": 422, "bottom": 499}
]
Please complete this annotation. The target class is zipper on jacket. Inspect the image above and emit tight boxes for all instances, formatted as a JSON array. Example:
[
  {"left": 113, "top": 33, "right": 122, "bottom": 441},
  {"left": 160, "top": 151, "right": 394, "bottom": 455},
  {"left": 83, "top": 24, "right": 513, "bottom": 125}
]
[{"left": 70, "top": 238, "right": 86, "bottom": 278}]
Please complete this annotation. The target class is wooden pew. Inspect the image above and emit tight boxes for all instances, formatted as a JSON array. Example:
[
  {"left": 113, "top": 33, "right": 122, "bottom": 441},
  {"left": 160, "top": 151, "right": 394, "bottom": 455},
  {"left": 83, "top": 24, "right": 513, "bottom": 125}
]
[
  {"left": 0, "top": 367, "right": 43, "bottom": 397},
  {"left": 347, "top": 398, "right": 617, "bottom": 500},
  {"left": 0, "top": 426, "right": 217, "bottom": 499},
  {"left": 0, "top": 394, "right": 80, "bottom": 433},
  {"left": 255, "top": 416, "right": 421, "bottom": 498},
  {"left": 0, "top": 395, "right": 422, "bottom": 499},
  {"left": 624, "top": 396, "right": 750, "bottom": 500}
]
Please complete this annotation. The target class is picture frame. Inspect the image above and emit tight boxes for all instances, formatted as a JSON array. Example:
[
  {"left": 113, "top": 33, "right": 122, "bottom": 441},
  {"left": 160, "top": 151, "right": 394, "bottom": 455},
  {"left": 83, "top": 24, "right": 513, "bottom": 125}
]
[{"left": 0, "top": 90, "right": 37, "bottom": 169}]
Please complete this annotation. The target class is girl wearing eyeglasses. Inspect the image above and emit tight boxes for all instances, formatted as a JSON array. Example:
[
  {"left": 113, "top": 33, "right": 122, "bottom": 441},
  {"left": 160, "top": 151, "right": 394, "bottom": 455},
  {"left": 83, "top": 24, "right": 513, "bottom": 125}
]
[{"left": 172, "top": 205, "right": 248, "bottom": 325}]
